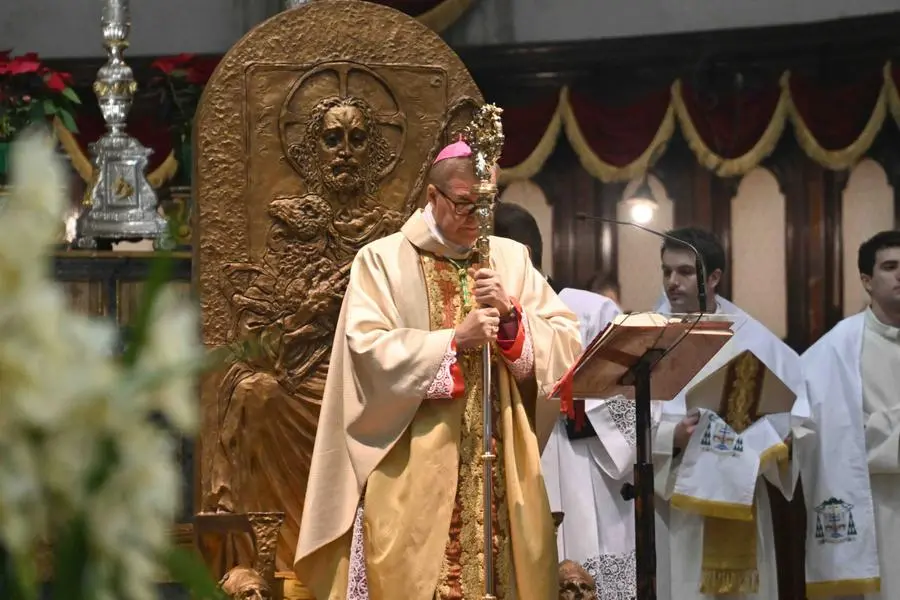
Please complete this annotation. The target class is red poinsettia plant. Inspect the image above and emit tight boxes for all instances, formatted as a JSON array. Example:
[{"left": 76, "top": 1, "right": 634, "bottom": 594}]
[
  {"left": 0, "top": 51, "right": 81, "bottom": 141},
  {"left": 149, "top": 53, "right": 219, "bottom": 142}
]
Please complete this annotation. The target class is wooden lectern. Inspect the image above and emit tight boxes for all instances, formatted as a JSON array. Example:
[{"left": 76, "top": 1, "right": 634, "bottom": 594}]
[{"left": 551, "top": 312, "right": 733, "bottom": 600}]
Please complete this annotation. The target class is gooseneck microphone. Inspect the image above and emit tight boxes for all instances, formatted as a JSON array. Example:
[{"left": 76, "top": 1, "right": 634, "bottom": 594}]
[{"left": 574, "top": 212, "right": 708, "bottom": 313}]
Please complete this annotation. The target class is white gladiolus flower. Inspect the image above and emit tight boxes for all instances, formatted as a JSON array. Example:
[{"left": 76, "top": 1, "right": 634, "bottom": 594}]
[{"left": 0, "top": 129, "right": 203, "bottom": 599}]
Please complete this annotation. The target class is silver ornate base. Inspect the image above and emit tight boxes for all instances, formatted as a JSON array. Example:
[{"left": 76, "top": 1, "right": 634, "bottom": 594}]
[{"left": 76, "top": 133, "right": 167, "bottom": 245}]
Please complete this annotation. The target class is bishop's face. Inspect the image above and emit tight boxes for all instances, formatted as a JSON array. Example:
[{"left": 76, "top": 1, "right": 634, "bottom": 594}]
[
  {"left": 862, "top": 246, "right": 900, "bottom": 313},
  {"left": 427, "top": 163, "right": 498, "bottom": 249},
  {"left": 317, "top": 105, "right": 369, "bottom": 193}
]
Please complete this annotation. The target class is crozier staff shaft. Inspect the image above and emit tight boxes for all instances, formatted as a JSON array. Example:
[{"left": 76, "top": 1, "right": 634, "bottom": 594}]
[
  {"left": 463, "top": 104, "right": 504, "bottom": 600},
  {"left": 475, "top": 197, "right": 496, "bottom": 600}
]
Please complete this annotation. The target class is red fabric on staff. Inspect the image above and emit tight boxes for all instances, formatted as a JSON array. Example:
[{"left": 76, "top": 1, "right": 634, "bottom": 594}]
[
  {"left": 573, "top": 399, "right": 585, "bottom": 432},
  {"left": 559, "top": 373, "right": 575, "bottom": 420}
]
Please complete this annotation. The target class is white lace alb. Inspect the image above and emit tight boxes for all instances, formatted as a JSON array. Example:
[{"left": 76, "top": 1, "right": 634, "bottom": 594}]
[
  {"left": 425, "top": 341, "right": 459, "bottom": 400},
  {"left": 583, "top": 550, "right": 636, "bottom": 600}
]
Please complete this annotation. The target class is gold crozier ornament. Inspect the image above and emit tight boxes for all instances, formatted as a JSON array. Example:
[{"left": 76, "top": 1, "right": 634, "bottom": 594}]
[{"left": 462, "top": 103, "right": 505, "bottom": 600}]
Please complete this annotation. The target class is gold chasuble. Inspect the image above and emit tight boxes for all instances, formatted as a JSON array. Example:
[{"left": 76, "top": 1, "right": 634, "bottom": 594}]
[{"left": 294, "top": 209, "right": 580, "bottom": 600}]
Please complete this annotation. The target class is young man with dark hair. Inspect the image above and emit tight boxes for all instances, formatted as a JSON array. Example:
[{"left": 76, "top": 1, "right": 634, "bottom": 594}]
[
  {"left": 585, "top": 271, "right": 621, "bottom": 309},
  {"left": 799, "top": 229, "right": 900, "bottom": 599},
  {"left": 541, "top": 285, "right": 629, "bottom": 596},
  {"left": 493, "top": 202, "right": 562, "bottom": 292},
  {"left": 658, "top": 227, "right": 726, "bottom": 313},
  {"left": 636, "top": 226, "right": 807, "bottom": 599}
]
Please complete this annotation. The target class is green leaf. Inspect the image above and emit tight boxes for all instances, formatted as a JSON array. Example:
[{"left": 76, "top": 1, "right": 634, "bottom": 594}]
[
  {"left": 42, "top": 99, "right": 57, "bottom": 115},
  {"left": 51, "top": 516, "right": 90, "bottom": 600},
  {"left": 121, "top": 253, "right": 176, "bottom": 368},
  {"left": 0, "top": 545, "right": 39, "bottom": 600},
  {"left": 62, "top": 87, "right": 82, "bottom": 104},
  {"left": 57, "top": 109, "right": 79, "bottom": 134},
  {"left": 162, "top": 547, "right": 226, "bottom": 599},
  {"left": 86, "top": 435, "right": 119, "bottom": 492},
  {"left": 27, "top": 102, "right": 45, "bottom": 124}
]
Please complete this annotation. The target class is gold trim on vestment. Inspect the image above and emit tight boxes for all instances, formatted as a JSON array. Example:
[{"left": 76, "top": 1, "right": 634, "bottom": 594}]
[
  {"left": 806, "top": 577, "right": 881, "bottom": 597},
  {"left": 670, "top": 495, "right": 753, "bottom": 521},
  {"left": 420, "top": 253, "right": 512, "bottom": 599},
  {"left": 759, "top": 442, "right": 789, "bottom": 466},
  {"left": 701, "top": 352, "right": 763, "bottom": 595}
]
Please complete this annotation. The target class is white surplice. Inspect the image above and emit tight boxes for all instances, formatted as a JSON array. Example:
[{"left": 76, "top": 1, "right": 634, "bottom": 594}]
[
  {"left": 650, "top": 296, "right": 809, "bottom": 600},
  {"left": 799, "top": 309, "right": 900, "bottom": 599},
  {"left": 541, "top": 288, "right": 637, "bottom": 599}
]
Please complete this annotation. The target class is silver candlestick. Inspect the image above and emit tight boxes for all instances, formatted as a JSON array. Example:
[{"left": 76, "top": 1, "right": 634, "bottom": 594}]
[{"left": 75, "top": 0, "right": 167, "bottom": 249}]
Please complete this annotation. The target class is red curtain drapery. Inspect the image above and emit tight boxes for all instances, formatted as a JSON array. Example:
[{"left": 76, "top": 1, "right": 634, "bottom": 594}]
[
  {"left": 788, "top": 71, "right": 883, "bottom": 151},
  {"left": 52, "top": 59, "right": 900, "bottom": 188},
  {"left": 673, "top": 79, "right": 786, "bottom": 176},
  {"left": 563, "top": 87, "right": 674, "bottom": 182}
]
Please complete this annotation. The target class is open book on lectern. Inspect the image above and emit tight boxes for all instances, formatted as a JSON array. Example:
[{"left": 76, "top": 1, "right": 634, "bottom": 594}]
[{"left": 549, "top": 312, "right": 734, "bottom": 403}]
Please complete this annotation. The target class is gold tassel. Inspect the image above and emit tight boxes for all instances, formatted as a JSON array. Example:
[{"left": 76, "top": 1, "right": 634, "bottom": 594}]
[
  {"left": 700, "top": 511, "right": 759, "bottom": 595},
  {"left": 701, "top": 565, "right": 760, "bottom": 595}
]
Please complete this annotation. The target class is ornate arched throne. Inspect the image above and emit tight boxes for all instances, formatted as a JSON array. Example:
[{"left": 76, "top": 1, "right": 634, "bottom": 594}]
[{"left": 192, "top": 2, "right": 483, "bottom": 597}]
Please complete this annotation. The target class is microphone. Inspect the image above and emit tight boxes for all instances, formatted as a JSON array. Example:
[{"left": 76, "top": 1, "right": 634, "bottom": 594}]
[{"left": 575, "top": 212, "right": 708, "bottom": 313}]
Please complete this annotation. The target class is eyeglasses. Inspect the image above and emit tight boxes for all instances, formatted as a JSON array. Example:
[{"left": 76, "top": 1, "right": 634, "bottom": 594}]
[{"left": 434, "top": 186, "right": 492, "bottom": 217}]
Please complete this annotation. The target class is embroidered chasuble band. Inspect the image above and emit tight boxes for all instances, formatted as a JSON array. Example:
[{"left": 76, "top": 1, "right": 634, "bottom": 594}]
[
  {"left": 674, "top": 353, "right": 773, "bottom": 595},
  {"left": 420, "top": 252, "right": 513, "bottom": 599}
]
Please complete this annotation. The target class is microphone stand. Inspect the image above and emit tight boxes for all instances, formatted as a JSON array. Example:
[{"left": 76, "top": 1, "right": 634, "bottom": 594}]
[
  {"left": 574, "top": 212, "right": 708, "bottom": 600},
  {"left": 464, "top": 105, "right": 505, "bottom": 600}
]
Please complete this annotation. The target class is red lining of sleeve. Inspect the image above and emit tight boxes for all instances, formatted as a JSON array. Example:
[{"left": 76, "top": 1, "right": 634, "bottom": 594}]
[
  {"left": 449, "top": 339, "right": 465, "bottom": 398},
  {"left": 497, "top": 297, "right": 525, "bottom": 360}
]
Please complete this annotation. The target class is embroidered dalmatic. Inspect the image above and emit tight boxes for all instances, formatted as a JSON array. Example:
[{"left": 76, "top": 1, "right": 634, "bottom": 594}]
[
  {"left": 799, "top": 309, "right": 900, "bottom": 599},
  {"left": 540, "top": 288, "right": 638, "bottom": 599},
  {"left": 293, "top": 209, "right": 581, "bottom": 600},
  {"left": 648, "top": 297, "right": 809, "bottom": 600}
]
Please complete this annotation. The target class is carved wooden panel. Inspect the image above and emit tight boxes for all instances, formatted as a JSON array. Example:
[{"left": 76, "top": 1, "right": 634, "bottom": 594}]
[{"left": 193, "top": 0, "right": 482, "bottom": 572}]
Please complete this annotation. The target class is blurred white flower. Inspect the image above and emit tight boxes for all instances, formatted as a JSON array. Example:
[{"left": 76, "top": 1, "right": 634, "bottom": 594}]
[{"left": 0, "top": 128, "right": 202, "bottom": 599}]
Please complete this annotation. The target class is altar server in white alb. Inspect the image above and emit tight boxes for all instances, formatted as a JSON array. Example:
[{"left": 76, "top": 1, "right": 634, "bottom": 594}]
[
  {"left": 799, "top": 230, "right": 900, "bottom": 599},
  {"left": 649, "top": 227, "right": 809, "bottom": 600},
  {"left": 541, "top": 287, "right": 638, "bottom": 597}
]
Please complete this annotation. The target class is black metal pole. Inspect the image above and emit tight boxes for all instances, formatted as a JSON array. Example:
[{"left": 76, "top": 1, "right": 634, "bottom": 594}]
[{"left": 631, "top": 351, "right": 658, "bottom": 600}]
